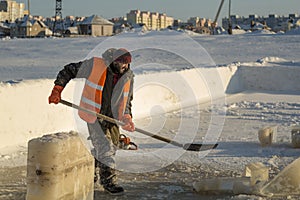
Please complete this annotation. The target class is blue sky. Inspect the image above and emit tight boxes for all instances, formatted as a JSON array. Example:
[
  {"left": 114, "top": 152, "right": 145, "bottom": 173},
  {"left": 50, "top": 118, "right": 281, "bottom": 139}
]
[{"left": 24, "top": 0, "right": 299, "bottom": 22}]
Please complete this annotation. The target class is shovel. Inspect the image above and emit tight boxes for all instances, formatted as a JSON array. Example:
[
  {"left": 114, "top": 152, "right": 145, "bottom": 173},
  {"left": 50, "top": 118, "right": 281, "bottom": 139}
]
[{"left": 59, "top": 99, "right": 218, "bottom": 151}]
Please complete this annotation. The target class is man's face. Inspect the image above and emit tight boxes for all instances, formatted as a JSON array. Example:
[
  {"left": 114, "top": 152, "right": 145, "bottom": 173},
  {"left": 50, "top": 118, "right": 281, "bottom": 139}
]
[{"left": 113, "top": 61, "right": 129, "bottom": 74}]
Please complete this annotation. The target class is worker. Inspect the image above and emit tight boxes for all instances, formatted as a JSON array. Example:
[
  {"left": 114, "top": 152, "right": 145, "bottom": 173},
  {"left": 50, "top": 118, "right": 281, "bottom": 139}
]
[{"left": 48, "top": 48, "right": 135, "bottom": 194}]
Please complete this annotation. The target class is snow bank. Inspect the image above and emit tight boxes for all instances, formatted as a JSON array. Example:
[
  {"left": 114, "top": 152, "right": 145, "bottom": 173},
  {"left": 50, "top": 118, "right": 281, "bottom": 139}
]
[
  {"left": 2, "top": 54, "right": 300, "bottom": 150},
  {"left": 2, "top": 55, "right": 300, "bottom": 150},
  {"left": 0, "top": 79, "right": 76, "bottom": 149},
  {"left": 247, "top": 29, "right": 276, "bottom": 35},
  {"left": 238, "top": 57, "right": 300, "bottom": 91},
  {"left": 219, "top": 57, "right": 300, "bottom": 92},
  {"left": 0, "top": 66, "right": 234, "bottom": 149},
  {"left": 133, "top": 67, "right": 232, "bottom": 118}
]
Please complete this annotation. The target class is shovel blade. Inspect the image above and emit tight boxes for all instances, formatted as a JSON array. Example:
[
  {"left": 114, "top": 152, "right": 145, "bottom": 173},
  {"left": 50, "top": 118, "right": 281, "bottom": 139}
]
[{"left": 183, "top": 143, "right": 218, "bottom": 151}]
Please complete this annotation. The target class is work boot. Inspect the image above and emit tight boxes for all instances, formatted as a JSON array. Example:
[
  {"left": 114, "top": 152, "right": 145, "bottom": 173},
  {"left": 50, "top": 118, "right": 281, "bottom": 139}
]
[
  {"left": 103, "top": 180, "right": 124, "bottom": 194},
  {"left": 99, "top": 164, "right": 124, "bottom": 195}
]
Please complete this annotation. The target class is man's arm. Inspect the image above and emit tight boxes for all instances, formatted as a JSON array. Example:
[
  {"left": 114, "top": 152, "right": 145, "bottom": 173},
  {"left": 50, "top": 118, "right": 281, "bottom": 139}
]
[
  {"left": 54, "top": 62, "right": 82, "bottom": 87},
  {"left": 54, "top": 58, "right": 94, "bottom": 86},
  {"left": 49, "top": 59, "right": 93, "bottom": 104}
]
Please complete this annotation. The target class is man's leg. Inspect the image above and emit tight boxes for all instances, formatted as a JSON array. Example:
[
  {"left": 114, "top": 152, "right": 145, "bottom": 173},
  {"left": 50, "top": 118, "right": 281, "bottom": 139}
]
[{"left": 87, "top": 122, "right": 124, "bottom": 194}]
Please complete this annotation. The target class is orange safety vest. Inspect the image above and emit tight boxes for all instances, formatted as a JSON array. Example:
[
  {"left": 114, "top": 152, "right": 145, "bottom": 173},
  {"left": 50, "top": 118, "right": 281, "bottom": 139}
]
[{"left": 79, "top": 57, "right": 131, "bottom": 123}]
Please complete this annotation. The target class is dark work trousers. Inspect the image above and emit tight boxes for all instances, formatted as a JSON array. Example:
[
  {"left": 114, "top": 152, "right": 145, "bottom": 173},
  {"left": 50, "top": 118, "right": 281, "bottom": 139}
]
[{"left": 87, "top": 120, "right": 120, "bottom": 185}]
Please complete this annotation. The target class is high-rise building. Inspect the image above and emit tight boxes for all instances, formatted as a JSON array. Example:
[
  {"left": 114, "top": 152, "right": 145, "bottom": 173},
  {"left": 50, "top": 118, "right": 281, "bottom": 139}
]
[
  {"left": 126, "top": 10, "right": 174, "bottom": 30},
  {"left": 0, "top": 0, "right": 25, "bottom": 22}
]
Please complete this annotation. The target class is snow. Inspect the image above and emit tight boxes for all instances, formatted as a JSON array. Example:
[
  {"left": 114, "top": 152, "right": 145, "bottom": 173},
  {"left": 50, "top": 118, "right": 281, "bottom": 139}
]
[
  {"left": 0, "top": 30, "right": 300, "bottom": 199},
  {"left": 286, "top": 27, "right": 300, "bottom": 35}
]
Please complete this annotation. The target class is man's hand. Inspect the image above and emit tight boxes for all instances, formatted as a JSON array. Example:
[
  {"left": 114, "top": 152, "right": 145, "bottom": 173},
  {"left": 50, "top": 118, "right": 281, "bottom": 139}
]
[
  {"left": 121, "top": 114, "right": 135, "bottom": 132},
  {"left": 48, "top": 85, "right": 64, "bottom": 104}
]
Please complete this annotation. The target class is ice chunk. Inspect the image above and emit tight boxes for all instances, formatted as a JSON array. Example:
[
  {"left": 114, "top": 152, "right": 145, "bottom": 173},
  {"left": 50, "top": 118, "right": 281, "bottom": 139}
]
[
  {"left": 291, "top": 127, "right": 300, "bottom": 148},
  {"left": 261, "top": 158, "right": 300, "bottom": 196},
  {"left": 243, "top": 162, "right": 269, "bottom": 186},
  {"left": 26, "top": 131, "right": 94, "bottom": 200},
  {"left": 258, "top": 126, "right": 277, "bottom": 147},
  {"left": 193, "top": 177, "right": 251, "bottom": 195}
]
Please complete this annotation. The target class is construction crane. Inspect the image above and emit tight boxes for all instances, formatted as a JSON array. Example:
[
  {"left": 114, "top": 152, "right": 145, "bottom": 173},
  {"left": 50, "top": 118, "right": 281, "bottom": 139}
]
[
  {"left": 52, "top": 0, "right": 63, "bottom": 36},
  {"left": 228, "top": 0, "right": 232, "bottom": 34},
  {"left": 211, "top": 0, "right": 232, "bottom": 35},
  {"left": 211, "top": 0, "right": 225, "bottom": 30}
]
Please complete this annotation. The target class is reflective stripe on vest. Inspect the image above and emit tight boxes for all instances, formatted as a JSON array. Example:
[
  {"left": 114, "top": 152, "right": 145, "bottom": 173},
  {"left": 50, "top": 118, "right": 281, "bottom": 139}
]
[
  {"left": 118, "top": 80, "right": 131, "bottom": 120},
  {"left": 79, "top": 57, "right": 107, "bottom": 123},
  {"left": 79, "top": 57, "right": 132, "bottom": 123}
]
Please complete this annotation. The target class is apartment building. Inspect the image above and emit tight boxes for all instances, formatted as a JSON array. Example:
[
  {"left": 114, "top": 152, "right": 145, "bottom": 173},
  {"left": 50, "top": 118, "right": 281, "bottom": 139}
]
[
  {"left": 126, "top": 9, "right": 174, "bottom": 30},
  {"left": 222, "top": 14, "right": 300, "bottom": 32},
  {"left": 186, "top": 17, "right": 212, "bottom": 34},
  {"left": 187, "top": 17, "right": 213, "bottom": 28},
  {"left": 0, "top": 0, "right": 25, "bottom": 22}
]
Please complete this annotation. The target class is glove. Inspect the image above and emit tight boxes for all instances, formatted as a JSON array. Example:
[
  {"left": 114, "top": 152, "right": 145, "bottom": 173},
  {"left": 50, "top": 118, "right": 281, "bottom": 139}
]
[
  {"left": 48, "top": 85, "right": 64, "bottom": 104},
  {"left": 121, "top": 114, "right": 135, "bottom": 132}
]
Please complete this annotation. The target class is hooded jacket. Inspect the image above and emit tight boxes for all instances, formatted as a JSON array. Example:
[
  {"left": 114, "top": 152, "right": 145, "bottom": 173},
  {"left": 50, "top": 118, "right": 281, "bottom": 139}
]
[{"left": 54, "top": 57, "right": 134, "bottom": 124}]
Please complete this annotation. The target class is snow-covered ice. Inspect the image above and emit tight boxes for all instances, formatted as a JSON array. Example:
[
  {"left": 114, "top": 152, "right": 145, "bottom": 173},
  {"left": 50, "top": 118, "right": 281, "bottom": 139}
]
[{"left": 0, "top": 29, "right": 300, "bottom": 199}]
